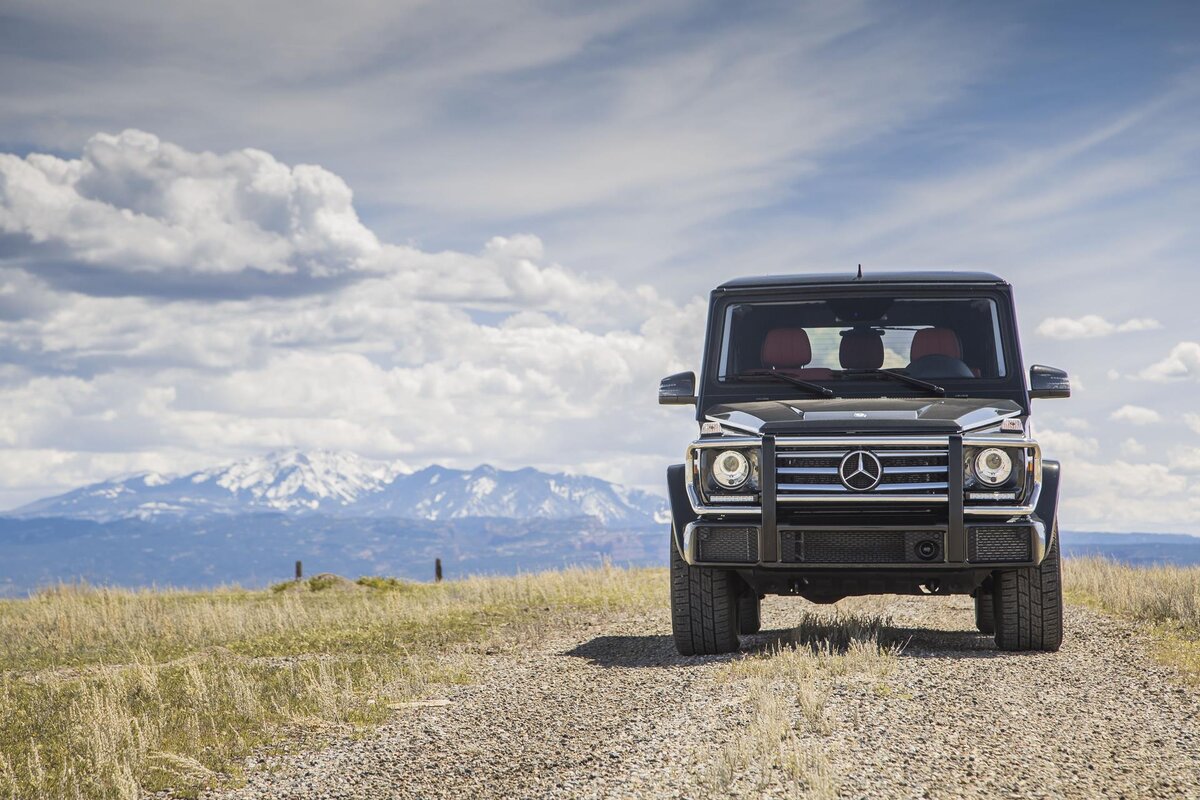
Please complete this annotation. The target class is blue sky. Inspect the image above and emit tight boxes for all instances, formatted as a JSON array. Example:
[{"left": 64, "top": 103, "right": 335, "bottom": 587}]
[{"left": 0, "top": 1, "right": 1199, "bottom": 531}]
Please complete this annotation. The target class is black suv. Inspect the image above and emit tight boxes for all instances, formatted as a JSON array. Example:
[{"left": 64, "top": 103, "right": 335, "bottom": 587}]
[{"left": 660, "top": 271, "right": 1070, "bottom": 654}]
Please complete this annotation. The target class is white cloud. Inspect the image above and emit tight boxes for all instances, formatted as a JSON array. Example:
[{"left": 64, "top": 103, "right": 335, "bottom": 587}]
[
  {"left": 1036, "top": 315, "right": 1161, "bottom": 339},
  {"left": 1110, "top": 405, "right": 1162, "bottom": 425},
  {"left": 1169, "top": 447, "right": 1200, "bottom": 473},
  {"left": 1036, "top": 428, "right": 1100, "bottom": 458},
  {"left": 1139, "top": 342, "right": 1200, "bottom": 382},
  {"left": 1187, "top": 414, "right": 1200, "bottom": 435},
  {"left": 0, "top": 130, "right": 381, "bottom": 280},
  {"left": 1058, "top": 458, "right": 1198, "bottom": 531},
  {"left": 1120, "top": 437, "right": 1146, "bottom": 457},
  {"left": 1067, "top": 459, "right": 1187, "bottom": 498}
]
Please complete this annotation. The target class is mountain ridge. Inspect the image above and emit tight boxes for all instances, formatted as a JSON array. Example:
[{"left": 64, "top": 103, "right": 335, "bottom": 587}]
[{"left": 10, "top": 450, "right": 668, "bottom": 526}]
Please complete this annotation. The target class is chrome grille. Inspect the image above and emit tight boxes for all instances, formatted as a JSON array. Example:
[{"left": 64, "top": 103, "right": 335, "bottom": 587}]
[{"left": 776, "top": 443, "right": 949, "bottom": 500}]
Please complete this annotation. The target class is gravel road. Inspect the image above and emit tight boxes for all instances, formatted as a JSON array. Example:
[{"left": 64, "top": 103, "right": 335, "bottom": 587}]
[{"left": 208, "top": 597, "right": 1200, "bottom": 799}]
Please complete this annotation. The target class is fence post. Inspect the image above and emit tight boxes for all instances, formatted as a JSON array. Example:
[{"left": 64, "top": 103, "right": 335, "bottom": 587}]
[
  {"left": 295, "top": 560, "right": 303, "bottom": 580},
  {"left": 435, "top": 558, "right": 443, "bottom": 582}
]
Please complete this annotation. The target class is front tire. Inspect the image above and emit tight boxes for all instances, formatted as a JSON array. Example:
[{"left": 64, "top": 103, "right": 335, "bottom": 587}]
[
  {"left": 670, "top": 532, "right": 741, "bottom": 655},
  {"left": 992, "top": 523, "right": 1064, "bottom": 652}
]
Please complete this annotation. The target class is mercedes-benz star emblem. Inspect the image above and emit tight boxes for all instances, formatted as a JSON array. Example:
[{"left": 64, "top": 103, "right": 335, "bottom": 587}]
[{"left": 839, "top": 450, "right": 883, "bottom": 491}]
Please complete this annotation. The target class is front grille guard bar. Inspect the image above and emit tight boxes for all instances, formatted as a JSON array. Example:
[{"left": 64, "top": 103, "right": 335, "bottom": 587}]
[{"left": 685, "top": 435, "right": 1042, "bottom": 518}]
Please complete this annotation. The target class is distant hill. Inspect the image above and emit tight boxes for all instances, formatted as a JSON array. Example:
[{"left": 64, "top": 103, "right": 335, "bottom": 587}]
[{"left": 1060, "top": 531, "right": 1200, "bottom": 566}]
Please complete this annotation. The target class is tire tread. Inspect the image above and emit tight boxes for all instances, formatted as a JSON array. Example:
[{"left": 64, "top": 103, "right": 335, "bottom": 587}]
[
  {"left": 993, "top": 525, "right": 1063, "bottom": 652},
  {"left": 670, "top": 536, "right": 740, "bottom": 655}
]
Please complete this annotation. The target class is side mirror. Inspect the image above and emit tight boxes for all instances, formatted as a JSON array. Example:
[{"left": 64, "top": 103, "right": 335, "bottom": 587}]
[
  {"left": 1029, "top": 365, "right": 1070, "bottom": 399},
  {"left": 659, "top": 371, "right": 696, "bottom": 405}
]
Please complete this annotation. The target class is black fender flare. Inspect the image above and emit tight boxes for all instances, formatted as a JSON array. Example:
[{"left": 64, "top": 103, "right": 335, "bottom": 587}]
[
  {"left": 1035, "top": 460, "right": 1061, "bottom": 556},
  {"left": 667, "top": 464, "right": 697, "bottom": 560}
]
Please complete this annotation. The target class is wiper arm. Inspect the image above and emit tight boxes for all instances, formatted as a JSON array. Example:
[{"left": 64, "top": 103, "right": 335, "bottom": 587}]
[
  {"left": 844, "top": 368, "right": 945, "bottom": 396},
  {"left": 734, "top": 369, "right": 835, "bottom": 397}
]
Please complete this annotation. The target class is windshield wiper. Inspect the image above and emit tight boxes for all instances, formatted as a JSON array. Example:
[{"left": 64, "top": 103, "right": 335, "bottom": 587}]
[
  {"left": 843, "top": 368, "right": 945, "bottom": 396},
  {"left": 734, "top": 369, "right": 835, "bottom": 397}
]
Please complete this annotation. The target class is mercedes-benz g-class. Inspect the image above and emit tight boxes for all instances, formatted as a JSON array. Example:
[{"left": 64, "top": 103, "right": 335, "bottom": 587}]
[{"left": 660, "top": 271, "right": 1070, "bottom": 654}]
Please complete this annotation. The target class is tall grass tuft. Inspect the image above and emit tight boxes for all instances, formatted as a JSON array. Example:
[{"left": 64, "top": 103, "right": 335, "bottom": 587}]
[{"left": 702, "top": 607, "right": 899, "bottom": 798}]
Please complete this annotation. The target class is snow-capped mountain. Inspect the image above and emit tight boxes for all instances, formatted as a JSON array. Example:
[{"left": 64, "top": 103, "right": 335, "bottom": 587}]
[
  {"left": 11, "top": 451, "right": 667, "bottom": 526},
  {"left": 376, "top": 465, "right": 665, "bottom": 524}
]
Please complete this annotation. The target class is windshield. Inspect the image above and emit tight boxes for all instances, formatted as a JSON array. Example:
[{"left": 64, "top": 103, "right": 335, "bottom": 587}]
[{"left": 716, "top": 295, "right": 1008, "bottom": 386}]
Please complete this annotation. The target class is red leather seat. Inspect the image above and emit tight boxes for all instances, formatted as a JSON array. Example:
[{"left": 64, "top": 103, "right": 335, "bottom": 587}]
[
  {"left": 910, "top": 327, "right": 980, "bottom": 376},
  {"left": 760, "top": 328, "right": 833, "bottom": 379},
  {"left": 910, "top": 328, "right": 962, "bottom": 361},
  {"left": 839, "top": 329, "right": 884, "bottom": 370}
]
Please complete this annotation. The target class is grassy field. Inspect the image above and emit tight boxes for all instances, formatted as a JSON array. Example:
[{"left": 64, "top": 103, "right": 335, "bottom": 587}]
[
  {"left": 0, "top": 558, "right": 1197, "bottom": 799},
  {"left": 0, "top": 567, "right": 665, "bottom": 800},
  {"left": 1064, "top": 557, "right": 1200, "bottom": 681}
]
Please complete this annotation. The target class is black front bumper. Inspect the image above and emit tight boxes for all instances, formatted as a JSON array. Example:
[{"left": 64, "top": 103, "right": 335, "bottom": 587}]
[{"left": 682, "top": 519, "right": 1045, "bottom": 570}]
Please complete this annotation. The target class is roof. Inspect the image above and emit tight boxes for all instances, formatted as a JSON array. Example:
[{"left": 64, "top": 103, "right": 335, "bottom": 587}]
[{"left": 717, "top": 270, "right": 1007, "bottom": 291}]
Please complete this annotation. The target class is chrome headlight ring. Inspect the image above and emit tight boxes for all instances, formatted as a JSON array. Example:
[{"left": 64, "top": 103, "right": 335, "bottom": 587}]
[
  {"left": 973, "top": 447, "right": 1014, "bottom": 486},
  {"left": 711, "top": 449, "right": 752, "bottom": 489}
]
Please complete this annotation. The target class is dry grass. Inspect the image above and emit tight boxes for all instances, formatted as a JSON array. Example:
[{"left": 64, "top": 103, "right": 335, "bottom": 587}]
[
  {"left": 0, "top": 565, "right": 665, "bottom": 800},
  {"left": 1065, "top": 556, "right": 1200, "bottom": 681},
  {"left": 1064, "top": 557, "right": 1200, "bottom": 632},
  {"left": 701, "top": 607, "right": 901, "bottom": 798}
]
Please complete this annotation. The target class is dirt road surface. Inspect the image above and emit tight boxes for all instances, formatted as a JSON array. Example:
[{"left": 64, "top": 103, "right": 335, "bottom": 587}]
[{"left": 207, "top": 597, "right": 1200, "bottom": 799}]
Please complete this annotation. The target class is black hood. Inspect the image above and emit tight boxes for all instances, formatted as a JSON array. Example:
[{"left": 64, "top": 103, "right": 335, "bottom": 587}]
[{"left": 705, "top": 397, "right": 1023, "bottom": 436}]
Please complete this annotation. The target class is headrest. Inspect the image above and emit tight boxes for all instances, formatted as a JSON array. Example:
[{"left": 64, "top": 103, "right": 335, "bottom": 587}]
[
  {"left": 839, "top": 329, "right": 884, "bottom": 370},
  {"left": 911, "top": 328, "right": 962, "bottom": 361},
  {"left": 761, "top": 328, "right": 812, "bottom": 368}
]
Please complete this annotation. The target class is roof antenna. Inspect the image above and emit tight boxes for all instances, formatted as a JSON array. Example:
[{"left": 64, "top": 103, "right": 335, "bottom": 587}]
[{"left": 856, "top": 263, "right": 863, "bottom": 280}]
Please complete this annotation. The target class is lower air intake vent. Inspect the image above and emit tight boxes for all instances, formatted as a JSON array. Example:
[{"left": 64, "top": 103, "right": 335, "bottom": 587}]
[
  {"left": 780, "top": 529, "right": 944, "bottom": 564},
  {"left": 696, "top": 526, "right": 759, "bottom": 563},
  {"left": 969, "top": 526, "right": 1033, "bottom": 563}
]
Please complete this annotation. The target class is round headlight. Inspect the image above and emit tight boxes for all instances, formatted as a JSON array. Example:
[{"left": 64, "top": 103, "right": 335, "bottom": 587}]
[
  {"left": 712, "top": 450, "right": 751, "bottom": 489},
  {"left": 973, "top": 447, "right": 1013, "bottom": 486}
]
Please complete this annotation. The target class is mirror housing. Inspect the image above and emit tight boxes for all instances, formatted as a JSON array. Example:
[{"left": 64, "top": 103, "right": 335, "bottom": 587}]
[
  {"left": 659, "top": 371, "right": 697, "bottom": 405},
  {"left": 1029, "top": 365, "right": 1070, "bottom": 399}
]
